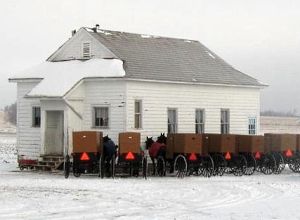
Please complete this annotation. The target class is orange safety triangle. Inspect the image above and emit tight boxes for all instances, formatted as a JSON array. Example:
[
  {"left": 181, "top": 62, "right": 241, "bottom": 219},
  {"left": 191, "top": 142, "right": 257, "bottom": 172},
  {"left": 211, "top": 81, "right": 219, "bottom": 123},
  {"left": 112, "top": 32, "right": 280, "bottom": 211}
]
[
  {"left": 286, "top": 149, "right": 293, "bottom": 157},
  {"left": 189, "top": 153, "right": 197, "bottom": 161},
  {"left": 125, "top": 152, "right": 135, "bottom": 160},
  {"left": 255, "top": 151, "right": 261, "bottom": 159},
  {"left": 225, "top": 152, "right": 231, "bottom": 160},
  {"left": 80, "top": 152, "right": 90, "bottom": 161}
]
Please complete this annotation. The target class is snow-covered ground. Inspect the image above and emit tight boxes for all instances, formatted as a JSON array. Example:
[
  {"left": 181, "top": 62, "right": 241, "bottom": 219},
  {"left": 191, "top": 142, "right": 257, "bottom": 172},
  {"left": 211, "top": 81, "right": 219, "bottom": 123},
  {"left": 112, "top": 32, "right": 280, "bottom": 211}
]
[{"left": 1, "top": 134, "right": 300, "bottom": 220}]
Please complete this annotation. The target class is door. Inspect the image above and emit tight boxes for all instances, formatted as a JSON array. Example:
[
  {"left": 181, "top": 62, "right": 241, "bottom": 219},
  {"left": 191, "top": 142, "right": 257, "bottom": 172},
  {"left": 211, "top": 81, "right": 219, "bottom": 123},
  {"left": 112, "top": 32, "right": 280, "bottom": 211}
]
[{"left": 44, "top": 111, "right": 64, "bottom": 155}]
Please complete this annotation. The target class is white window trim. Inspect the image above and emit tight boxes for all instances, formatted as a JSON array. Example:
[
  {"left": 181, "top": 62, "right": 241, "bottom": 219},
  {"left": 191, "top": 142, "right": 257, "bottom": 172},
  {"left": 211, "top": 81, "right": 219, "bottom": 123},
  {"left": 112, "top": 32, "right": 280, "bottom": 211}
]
[
  {"left": 32, "top": 106, "right": 41, "bottom": 128},
  {"left": 167, "top": 108, "right": 178, "bottom": 134},
  {"left": 195, "top": 108, "right": 205, "bottom": 134},
  {"left": 82, "top": 41, "right": 91, "bottom": 59},
  {"left": 91, "top": 105, "right": 110, "bottom": 129},
  {"left": 134, "top": 100, "right": 143, "bottom": 129},
  {"left": 248, "top": 117, "right": 257, "bottom": 135},
  {"left": 221, "top": 108, "right": 230, "bottom": 134}
]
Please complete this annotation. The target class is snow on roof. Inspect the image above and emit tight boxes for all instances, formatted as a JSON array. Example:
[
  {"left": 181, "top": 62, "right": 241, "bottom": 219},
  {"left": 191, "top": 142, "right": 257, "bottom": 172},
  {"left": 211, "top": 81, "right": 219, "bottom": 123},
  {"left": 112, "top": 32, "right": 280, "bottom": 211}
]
[{"left": 11, "top": 58, "right": 125, "bottom": 97}]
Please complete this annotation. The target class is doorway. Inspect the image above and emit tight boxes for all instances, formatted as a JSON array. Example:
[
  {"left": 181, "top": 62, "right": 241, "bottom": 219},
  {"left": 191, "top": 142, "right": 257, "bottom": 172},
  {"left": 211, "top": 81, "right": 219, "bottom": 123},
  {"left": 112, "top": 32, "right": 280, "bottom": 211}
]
[{"left": 44, "top": 111, "right": 64, "bottom": 155}]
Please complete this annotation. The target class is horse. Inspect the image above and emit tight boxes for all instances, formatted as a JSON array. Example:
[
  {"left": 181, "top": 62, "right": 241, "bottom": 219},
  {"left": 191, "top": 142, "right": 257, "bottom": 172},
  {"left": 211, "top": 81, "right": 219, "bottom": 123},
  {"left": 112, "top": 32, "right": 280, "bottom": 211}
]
[{"left": 145, "top": 134, "right": 167, "bottom": 175}]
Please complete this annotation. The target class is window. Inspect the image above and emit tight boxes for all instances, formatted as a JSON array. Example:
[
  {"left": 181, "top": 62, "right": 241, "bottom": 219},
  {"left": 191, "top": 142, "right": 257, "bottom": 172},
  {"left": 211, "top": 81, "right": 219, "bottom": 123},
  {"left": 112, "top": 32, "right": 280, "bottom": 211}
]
[
  {"left": 248, "top": 117, "right": 257, "bottom": 134},
  {"left": 32, "top": 107, "right": 41, "bottom": 127},
  {"left": 195, "top": 109, "right": 205, "bottom": 134},
  {"left": 134, "top": 100, "right": 142, "bottom": 129},
  {"left": 168, "top": 109, "right": 177, "bottom": 133},
  {"left": 221, "top": 109, "right": 230, "bottom": 134},
  {"left": 93, "top": 107, "right": 109, "bottom": 128},
  {"left": 82, "top": 42, "right": 91, "bottom": 59}
]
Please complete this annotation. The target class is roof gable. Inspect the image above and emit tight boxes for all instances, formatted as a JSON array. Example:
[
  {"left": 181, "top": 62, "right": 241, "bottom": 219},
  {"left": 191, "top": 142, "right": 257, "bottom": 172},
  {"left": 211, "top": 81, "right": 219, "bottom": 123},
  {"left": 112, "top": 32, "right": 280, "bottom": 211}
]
[{"left": 47, "top": 28, "right": 117, "bottom": 61}]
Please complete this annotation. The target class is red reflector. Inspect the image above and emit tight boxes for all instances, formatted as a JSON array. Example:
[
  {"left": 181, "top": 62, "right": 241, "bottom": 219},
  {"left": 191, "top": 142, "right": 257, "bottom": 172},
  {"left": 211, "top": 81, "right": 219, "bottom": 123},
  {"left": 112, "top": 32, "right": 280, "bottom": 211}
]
[
  {"left": 285, "top": 149, "right": 293, "bottom": 157},
  {"left": 255, "top": 152, "right": 261, "bottom": 159},
  {"left": 189, "top": 153, "right": 197, "bottom": 161},
  {"left": 125, "top": 152, "right": 135, "bottom": 160},
  {"left": 80, "top": 152, "right": 90, "bottom": 161},
  {"left": 225, "top": 152, "right": 231, "bottom": 160}
]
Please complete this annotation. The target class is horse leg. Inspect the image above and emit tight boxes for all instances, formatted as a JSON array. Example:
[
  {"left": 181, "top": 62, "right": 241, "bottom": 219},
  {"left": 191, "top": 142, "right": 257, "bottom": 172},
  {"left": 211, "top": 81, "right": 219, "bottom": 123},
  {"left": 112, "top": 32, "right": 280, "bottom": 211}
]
[{"left": 151, "top": 157, "right": 156, "bottom": 175}]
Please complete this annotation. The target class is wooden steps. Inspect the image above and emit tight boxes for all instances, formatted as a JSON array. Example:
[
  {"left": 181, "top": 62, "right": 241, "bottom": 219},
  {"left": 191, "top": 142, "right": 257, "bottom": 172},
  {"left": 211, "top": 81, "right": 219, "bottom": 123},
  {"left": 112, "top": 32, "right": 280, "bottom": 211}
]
[{"left": 33, "top": 155, "right": 64, "bottom": 172}]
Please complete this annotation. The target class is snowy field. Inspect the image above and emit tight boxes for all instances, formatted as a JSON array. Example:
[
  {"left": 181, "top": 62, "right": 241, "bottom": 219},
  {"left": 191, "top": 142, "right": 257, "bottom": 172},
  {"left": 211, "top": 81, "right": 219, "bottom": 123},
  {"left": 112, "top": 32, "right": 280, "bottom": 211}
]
[{"left": 1, "top": 135, "right": 300, "bottom": 220}]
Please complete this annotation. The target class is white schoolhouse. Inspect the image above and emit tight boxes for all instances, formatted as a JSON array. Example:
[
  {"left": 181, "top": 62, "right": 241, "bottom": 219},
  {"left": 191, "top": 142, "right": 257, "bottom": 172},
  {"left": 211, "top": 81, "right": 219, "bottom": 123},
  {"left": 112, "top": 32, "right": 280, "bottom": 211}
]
[{"left": 9, "top": 26, "right": 265, "bottom": 163}]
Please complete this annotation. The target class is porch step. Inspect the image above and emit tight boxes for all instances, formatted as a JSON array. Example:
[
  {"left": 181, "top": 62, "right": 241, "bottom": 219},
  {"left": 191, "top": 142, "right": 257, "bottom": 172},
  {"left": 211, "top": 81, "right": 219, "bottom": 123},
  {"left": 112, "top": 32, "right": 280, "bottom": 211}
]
[
  {"left": 36, "top": 155, "right": 65, "bottom": 171},
  {"left": 41, "top": 155, "right": 64, "bottom": 162}
]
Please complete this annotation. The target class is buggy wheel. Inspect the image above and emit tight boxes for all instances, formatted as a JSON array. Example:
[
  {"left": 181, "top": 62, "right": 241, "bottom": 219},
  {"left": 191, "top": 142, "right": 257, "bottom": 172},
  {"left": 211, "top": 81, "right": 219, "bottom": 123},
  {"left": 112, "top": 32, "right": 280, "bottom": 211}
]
[
  {"left": 98, "top": 155, "right": 105, "bottom": 178},
  {"left": 233, "top": 155, "right": 247, "bottom": 176},
  {"left": 174, "top": 154, "right": 187, "bottom": 178},
  {"left": 142, "top": 156, "right": 148, "bottom": 179},
  {"left": 200, "top": 155, "right": 214, "bottom": 178},
  {"left": 260, "top": 153, "right": 275, "bottom": 175},
  {"left": 273, "top": 152, "right": 285, "bottom": 174},
  {"left": 212, "top": 154, "right": 227, "bottom": 176},
  {"left": 156, "top": 156, "right": 166, "bottom": 177},
  {"left": 73, "top": 169, "right": 81, "bottom": 177},
  {"left": 288, "top": 157, "right": 300, "bottom": 173},
  {"left": 64, "top": 155, "right": 70, "bottom": 179},
  {"left": 133, "top": 161, "right": 140, "bottom": 177},
  {"left": 244, "top": 154, "right": 256, "bottom": 176}
]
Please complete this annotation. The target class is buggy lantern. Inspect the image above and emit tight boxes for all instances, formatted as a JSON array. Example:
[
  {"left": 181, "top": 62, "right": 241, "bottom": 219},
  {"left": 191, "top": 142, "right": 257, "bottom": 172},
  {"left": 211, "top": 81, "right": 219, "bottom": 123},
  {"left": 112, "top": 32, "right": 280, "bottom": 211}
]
[
  {"left": 285, "top": 149, "right": 293, "bottom": 157},
  {"left": 255, "top": 151, "right": 261, "bottom": 159},
  {"left": 225, "top": 152, "right": 231, "bottom": 160},
  {"left": 188, "top": 152, "right": 197, "bottom": 161},
  {"left": 125, "top": 151, "right": 135, "bottom": 160},
  {"left": 80, "top": 152, "right": 90, "bottom": 161}
]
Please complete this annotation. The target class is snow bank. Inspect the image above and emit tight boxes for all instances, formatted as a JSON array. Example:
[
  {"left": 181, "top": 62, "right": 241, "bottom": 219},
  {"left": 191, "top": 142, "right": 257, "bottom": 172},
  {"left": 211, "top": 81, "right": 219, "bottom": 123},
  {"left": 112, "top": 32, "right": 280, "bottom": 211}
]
[
  {"left": 11, "top": 58, "right": 125, "bottom": 97},
  {"left": 0, "top": 133, "right": 17, "bottom": 171},
  {"left": 0, "top": 170, "right": 300, "bottom": 219}
]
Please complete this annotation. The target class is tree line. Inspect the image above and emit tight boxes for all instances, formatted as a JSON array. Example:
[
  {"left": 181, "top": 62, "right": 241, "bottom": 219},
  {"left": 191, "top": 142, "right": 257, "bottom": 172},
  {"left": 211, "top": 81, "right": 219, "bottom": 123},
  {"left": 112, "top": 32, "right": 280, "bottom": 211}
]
[{"left": 3, "top": 102, "right": 16, "bottom": 125}]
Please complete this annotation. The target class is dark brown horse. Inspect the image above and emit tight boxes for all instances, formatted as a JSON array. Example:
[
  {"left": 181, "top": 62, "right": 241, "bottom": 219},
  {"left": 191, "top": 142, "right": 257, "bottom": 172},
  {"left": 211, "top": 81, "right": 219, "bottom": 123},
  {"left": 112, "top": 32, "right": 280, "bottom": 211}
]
[{"left": 145, "top": 134, "right": 167, "bottom": 175}]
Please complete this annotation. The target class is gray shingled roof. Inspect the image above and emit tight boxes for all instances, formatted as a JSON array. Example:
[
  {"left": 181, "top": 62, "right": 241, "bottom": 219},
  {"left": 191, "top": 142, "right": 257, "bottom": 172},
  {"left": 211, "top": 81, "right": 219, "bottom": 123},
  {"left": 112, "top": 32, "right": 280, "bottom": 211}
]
[{"left": 89, "top": 29, "right": 263, "bottom": 87}]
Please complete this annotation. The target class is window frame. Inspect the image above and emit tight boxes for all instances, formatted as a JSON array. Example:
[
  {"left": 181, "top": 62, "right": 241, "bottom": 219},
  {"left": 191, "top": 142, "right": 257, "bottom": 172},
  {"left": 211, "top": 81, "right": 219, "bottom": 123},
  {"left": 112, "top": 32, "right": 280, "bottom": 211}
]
[
  {"left": 82, "top": 41, "right": 91, "bottom": 59},
  {"left": 220, "top": 109, "right": 230, "bottom": 134},
  {"left": 134, "top": 100, "right": 142, "bottom": 129},
  {"left": 32, "top": 106, "right": 41, "bottom": 128},
  {"left": 92, "top": 106, "right": 110, "bottom": 129},
  {"left": 195, "top": 108, "right": 205, "bottom": 134},
  {"left": 167, "top": 108, "right": 178, "bottom": 134},
  {"left": 248, "top": 117, "right": 257, "bottom": 135}
]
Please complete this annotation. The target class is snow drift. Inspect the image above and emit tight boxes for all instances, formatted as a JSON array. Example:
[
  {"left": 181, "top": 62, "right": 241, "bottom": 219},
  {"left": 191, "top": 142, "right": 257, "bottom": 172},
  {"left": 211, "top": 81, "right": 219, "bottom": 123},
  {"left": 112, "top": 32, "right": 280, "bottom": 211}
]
[{"left": 10, "top": 58, "right": 125, "bottom": 97}]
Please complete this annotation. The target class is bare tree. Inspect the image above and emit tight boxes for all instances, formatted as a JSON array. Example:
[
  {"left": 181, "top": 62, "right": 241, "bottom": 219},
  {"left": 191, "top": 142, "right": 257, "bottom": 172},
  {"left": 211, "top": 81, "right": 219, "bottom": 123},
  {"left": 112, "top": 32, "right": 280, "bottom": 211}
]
[
  {"left": 261, "top": 109, "right": 298, "bottom": 117},
  {"left": 4, "top": 102, "right": 17, "bottom": 125}
]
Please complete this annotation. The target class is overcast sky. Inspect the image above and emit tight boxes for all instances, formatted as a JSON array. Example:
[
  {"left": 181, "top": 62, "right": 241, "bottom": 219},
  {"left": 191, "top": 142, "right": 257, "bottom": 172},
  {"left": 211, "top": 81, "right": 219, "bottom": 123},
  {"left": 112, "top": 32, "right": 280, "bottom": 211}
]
[{"left": 0, "top": 0, "right": 299, "bottom": 112}]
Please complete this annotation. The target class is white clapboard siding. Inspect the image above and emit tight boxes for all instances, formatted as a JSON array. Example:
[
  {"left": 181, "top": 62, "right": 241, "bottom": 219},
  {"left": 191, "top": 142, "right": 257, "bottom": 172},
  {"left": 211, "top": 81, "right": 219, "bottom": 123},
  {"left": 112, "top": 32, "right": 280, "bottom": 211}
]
[
  {"left": 17, "top": 81, "right": 41, "bottom": 160},
  {"left": 65, "top": 82, "right": 85, "bottom": 152},
  {"left": 81, "top": 80, "right": 126, "bottom": 145},
  {"left": 48, "top": 28, "right": 116, "bottom": 61},
  {"left": 126, "top": 81, "right": 260, "bottom": 142}
]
